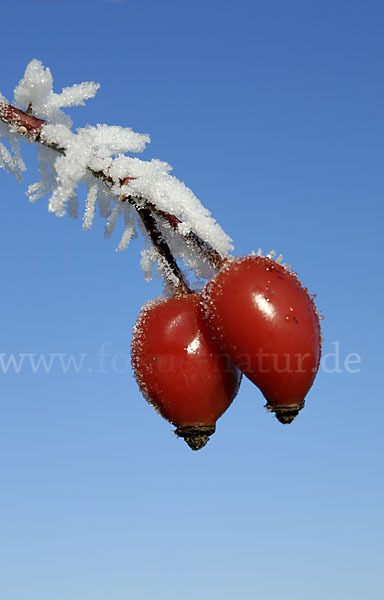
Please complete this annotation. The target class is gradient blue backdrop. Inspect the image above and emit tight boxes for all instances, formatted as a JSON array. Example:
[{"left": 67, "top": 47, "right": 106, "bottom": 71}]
[{"left": 1, "top": 1, "right": 383, "bottom": 599}]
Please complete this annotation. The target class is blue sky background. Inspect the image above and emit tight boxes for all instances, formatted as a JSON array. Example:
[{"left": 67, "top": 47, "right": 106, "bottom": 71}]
[{"left": 1, "top": 1, "right": 383, "bottom": 599}]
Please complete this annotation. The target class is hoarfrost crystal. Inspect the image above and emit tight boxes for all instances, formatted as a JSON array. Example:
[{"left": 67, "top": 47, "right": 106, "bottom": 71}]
[{"left": 0, "top": 59, "right": 234, "bottom": 286}]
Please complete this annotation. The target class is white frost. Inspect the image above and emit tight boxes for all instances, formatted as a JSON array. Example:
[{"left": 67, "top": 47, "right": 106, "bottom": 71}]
[
  {"left": 83, "top": 182, "right": 99, "bottom": 230},
  {"left": 0, "top": 58, "right": 234, "bottom": 286},
  {"left": 13, "top": 59, "right": 99, "bottom": 127},
  {"left": 0, "top": 122, "right": 26, "bottom": 181}
]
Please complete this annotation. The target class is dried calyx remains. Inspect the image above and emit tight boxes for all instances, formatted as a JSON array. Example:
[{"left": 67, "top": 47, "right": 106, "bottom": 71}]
[{"left": 0, "top": 60, "right": 322, "bottom": 450}]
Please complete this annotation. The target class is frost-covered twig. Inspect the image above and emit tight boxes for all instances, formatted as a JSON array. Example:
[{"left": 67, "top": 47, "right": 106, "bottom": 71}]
[
  {"left": 0, "top": 60, "right": 231, "bottom": 291},
  {"left": 0, "top": 106, "right": 194, "bottom": 290}
]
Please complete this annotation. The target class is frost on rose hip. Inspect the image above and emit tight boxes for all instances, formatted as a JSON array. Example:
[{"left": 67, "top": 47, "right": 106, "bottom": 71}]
[
  {"left": 203, "top": 255, "right": 322, "bottom": 423},
  {"left": 131, "top": 294, "right": 242, "bottom": 450}
]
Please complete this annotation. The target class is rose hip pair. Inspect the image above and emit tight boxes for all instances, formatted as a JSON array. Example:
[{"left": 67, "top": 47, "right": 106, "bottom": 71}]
[{"left": 131, "top": 255, "right": 322, "bottom": 450}]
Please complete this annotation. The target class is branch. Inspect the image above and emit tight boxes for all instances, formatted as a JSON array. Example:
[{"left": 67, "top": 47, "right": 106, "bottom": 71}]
[
  {"left": 136, "top": 206, "right": 191, "bottom": 295},
  {"left": 0, "top": 101, "right": 224, "bottom": 291},
  {"left": 0, "top": 103, "right": 45, "bottom": 137}
]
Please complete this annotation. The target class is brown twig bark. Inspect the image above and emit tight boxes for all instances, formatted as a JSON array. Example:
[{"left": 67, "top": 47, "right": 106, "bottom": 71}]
[{"left": 0, "top": 103, "right": 45, "bottom": 137}]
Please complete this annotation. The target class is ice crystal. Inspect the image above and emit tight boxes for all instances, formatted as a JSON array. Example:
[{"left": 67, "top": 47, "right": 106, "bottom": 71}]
[
  {"left": 13, "top": 59, "right": 99, "bottom": 127},
  {"left": 0, "top": 59, "right": 234, "bottom": 286}
]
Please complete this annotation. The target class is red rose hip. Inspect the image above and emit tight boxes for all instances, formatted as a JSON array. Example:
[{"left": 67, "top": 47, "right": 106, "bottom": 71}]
[
  {"left": 131, "top": 293, "right": 242, "bottom": 450},
  {"left": 203, "top": 256, "right": 321, "bottom": 423}
]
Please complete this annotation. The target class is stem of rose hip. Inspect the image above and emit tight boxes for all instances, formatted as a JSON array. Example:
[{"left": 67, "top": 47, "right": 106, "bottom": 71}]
[
  {"left": 135, "top": 205, "right": 192, "bottom": 295},
  {"left": 0, "top": 101, "right": 224, "bottom": 285},
  {"left": 145, "top": 206, "right": 224, "bottom": 271}
]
